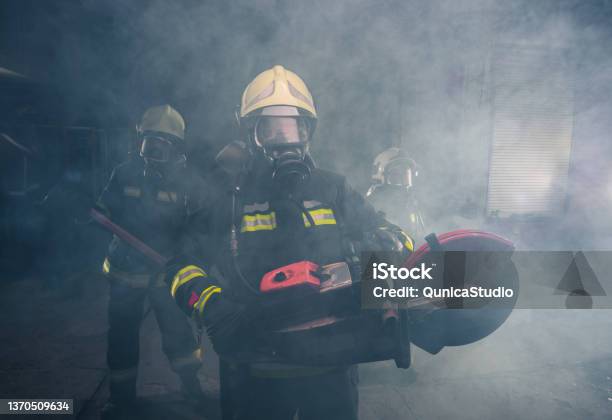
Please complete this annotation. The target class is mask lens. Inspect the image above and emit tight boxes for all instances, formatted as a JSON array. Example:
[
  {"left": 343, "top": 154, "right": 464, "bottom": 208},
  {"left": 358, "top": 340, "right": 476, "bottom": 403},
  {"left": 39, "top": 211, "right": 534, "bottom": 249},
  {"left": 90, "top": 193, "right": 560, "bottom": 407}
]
[
  {"left": 140, "top": 136, "right": 173, "bottom": 162},
  {"left": 385, "top": 163, "right": 412, "bottom": 187},
  {"left": 256, "top": 117, "right": 309, "bottom": 146}
]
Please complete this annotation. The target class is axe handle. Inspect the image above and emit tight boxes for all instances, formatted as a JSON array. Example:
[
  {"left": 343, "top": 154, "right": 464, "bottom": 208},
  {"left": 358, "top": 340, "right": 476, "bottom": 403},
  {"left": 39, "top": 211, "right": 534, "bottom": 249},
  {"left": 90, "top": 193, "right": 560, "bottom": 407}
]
[{"left": 90, "top": 208, "right": 168, "bottom": 267}]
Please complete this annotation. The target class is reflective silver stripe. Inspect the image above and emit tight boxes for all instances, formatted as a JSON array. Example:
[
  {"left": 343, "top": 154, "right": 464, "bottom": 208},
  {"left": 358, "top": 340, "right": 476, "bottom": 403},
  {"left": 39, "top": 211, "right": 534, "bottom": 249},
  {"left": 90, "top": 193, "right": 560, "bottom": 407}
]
[
  {"left": 171, "top": 265, "right": 207, "bottom": 297},
  {"left": 157, "top": 191, "right": 178, "bottom": 202},
  {"left": 123, "top": 186, "right": 141, "bottom": 197},
  {"left": 303, "top": 200, "right": 323, "bottom": 209},
  {"left": 314, "top": 213, "right": 335, "bottom": 222},
  {"left": 303, "top": 208, "right": 336, "bottom": 226},
  {"left": 241, "top": 212, "right": 277, "bottom": 232},
  {"left": 243, "top": 202, "right": 270, "bottom": 213},
  {"left": 177, "top": 267, "right": 204, "bottom": 282}
]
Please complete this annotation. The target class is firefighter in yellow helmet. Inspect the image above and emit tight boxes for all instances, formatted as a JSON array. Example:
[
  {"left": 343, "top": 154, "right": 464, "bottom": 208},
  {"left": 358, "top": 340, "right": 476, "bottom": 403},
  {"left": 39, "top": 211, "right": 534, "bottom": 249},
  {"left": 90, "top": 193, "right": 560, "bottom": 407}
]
[
  {"left": 97, "top": 105, "right": 204, "bottom": 419},
  {"left": 166, "top": 66, "right": 414, "bottom": 420}
]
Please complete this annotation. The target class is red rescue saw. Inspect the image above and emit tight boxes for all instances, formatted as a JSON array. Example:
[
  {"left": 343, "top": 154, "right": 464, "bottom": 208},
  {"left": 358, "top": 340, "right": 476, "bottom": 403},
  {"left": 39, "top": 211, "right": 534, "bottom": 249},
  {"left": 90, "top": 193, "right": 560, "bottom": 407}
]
[
  {"left": 90, "top": 205, "right": 518, "bottom": 368},
  {"left": 248, "top": 229, "right": 518, "bottom": 368}
]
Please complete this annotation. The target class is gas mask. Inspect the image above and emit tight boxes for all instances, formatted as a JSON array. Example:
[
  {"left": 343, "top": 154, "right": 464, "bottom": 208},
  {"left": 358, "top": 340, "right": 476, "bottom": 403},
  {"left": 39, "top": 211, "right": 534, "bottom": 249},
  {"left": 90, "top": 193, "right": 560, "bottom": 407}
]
[
  {"left": 139, "top": 133, "right": 185, "bottom": 179},
  {"left": 384, "top": 159, "right": 416, "bottom": 189},
  {"left": 252, "top": 107, "right": 313, "bottom": 190}
]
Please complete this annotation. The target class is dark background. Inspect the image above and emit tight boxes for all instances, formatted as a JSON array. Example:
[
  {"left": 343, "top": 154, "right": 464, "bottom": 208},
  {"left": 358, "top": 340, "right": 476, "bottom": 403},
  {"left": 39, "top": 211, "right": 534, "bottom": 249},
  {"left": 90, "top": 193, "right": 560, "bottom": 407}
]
[
  {"left": 0, "top": 2, "right": 611, "bottom": 419},
  {"left": 2, "top": 1, "right": 612, "bottom": 217}
]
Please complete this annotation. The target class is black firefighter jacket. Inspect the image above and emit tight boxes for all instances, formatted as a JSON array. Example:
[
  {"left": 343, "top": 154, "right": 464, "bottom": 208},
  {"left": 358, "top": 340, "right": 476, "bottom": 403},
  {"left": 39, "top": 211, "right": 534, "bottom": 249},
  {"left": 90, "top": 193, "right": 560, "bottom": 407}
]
[
  {"left": 97, "top": 157, "right": 203, "bottom": 278},
  {"left": 170, "top": 164, "right": 413, "bottom": 320}
]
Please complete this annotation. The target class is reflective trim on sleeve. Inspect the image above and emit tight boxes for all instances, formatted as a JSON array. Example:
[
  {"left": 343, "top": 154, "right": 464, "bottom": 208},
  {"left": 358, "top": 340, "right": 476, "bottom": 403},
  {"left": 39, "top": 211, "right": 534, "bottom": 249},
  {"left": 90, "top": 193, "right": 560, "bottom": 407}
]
[
  {"left": 400, "top": 231, "right": 414, "bottom": 252},
  {"left": 241, "top": 212, "right": 277, "bottom": 232},
  {"left": 195, "top": 286, "right": 222, "bottom": 315},
  {"left": 102, "top": 257, "right": 111, "bottom": 274},
  {"left": 171, "top": 265, "right": 207, "bottom": 298},
  {"left": 303, "top": 208, "right": 337, "bottom": 227}
]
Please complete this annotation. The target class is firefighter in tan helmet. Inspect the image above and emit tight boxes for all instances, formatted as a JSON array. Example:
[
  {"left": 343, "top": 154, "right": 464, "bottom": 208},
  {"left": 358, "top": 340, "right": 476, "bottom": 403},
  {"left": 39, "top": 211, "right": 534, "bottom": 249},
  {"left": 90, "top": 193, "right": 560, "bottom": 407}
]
[
  {"left": 97, "top": 105, "right": 204, "bottom": 419},
  {"left": 367, "top": 147, "right": 427, "bottom": 236},
  {"left": 165, "top": 66, "right": 414, "bottom": 420}
]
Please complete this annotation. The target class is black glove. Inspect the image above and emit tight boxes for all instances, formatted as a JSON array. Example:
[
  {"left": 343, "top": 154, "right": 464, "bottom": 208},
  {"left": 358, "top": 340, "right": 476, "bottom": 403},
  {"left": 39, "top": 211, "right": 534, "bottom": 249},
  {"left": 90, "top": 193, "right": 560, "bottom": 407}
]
[
  {"left": 361, "top": 228, "right": 409, "bottom": 254},
  {"left": 201, "top": 293, "right": 253, "bottom": 354},
  {"left": 360, "top": 228, "right": 411, "bottom": 266}
]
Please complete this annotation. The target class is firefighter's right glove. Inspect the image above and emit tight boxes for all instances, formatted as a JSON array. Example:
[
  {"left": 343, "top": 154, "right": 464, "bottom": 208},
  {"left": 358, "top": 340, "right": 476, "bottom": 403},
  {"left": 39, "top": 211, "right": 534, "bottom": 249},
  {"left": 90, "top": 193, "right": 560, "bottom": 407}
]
[{"left": 199, "top": 292, "right": 250, "bottom": 355}]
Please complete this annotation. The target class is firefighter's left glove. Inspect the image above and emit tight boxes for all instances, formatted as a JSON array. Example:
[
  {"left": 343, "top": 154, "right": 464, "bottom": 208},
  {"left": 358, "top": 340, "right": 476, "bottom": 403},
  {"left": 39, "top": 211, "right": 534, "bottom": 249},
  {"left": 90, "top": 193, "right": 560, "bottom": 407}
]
[
  {"left": 200, "top": 293, "right": 251, "bottom": 355},
  {"left": 365, "top": 228, "right": 413, "bottom": 253},
  {"left": 166, "top": 262, "right": 255, "bottom": 354}
]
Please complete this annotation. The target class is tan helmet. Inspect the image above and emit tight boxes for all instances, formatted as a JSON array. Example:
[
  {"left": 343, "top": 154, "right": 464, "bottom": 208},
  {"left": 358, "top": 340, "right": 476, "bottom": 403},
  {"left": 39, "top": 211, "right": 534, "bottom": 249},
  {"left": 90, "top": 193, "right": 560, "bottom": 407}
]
[
  {"left": 240, "top": 65, "right": 317, "bottom": 119},
  {"left": 372, "top": 147, "right": 419, "bottom": 187},
  {"left": 138, "top": 104, "right": 185, "bottom": 141}
]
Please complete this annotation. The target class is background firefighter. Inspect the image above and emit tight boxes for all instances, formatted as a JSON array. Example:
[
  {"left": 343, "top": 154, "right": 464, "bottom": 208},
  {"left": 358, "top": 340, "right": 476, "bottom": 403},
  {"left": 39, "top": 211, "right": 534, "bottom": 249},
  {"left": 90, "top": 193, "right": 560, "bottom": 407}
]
[
  {"left": 366, "top": 147, "right": 427, "bottom": 237},
  {"left": 97, "top": 105, "right": 205, "bottom": 418},
  {"left": 166, "top": 65, "right": 415, "bottom": 420}
]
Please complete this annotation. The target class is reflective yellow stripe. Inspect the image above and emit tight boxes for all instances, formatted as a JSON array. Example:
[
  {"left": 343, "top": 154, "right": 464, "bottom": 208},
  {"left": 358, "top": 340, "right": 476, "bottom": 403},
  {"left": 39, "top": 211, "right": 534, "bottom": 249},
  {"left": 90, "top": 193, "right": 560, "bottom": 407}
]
[
  {"left": 171, "top": 272, "right": 205, "bottom": 297},
  {"left": 401, "top": 232, "right": 414, "bottom": 252},
  {"left": 196, "top": 286, "right": 222, "bottom": 315},
  {"left": 404, "top": 239, "right": 413, "bottom": 251},
  {"left": 192, "top": 285, "right": 216, "bottom": 309},
  {"left": 198, "top": 285, "right": 216, "bottom": 299},
  {"left": 171, "top": 265, "right": 207, "bottom": 297},
  {"left": 102, "top": 258, "right": 110, "bottom": 274},
  {"left": 241, "top": 212, "right": 277, "bottom": 232},
  {"left": 303, "top": 208, "right": 336, "bottom": 227}
]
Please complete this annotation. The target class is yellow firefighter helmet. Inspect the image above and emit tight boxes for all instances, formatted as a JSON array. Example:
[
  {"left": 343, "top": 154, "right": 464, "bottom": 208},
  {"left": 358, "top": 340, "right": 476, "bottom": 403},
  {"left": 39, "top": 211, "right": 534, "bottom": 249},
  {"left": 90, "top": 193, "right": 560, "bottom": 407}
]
[
  {"left": 138, "top": 104, "right": 185, "bottom": 141},
  {"left": 240, "top": 65, "right": 317, "bottom": 119}
]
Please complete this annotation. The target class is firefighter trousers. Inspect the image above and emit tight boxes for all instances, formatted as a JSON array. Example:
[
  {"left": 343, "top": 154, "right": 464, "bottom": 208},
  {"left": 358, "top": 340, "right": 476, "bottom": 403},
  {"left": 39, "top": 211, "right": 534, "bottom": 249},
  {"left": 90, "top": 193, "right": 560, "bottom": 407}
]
[
  {"left": 106, "top": 280, "right": 199, "bottom": 401},
  {"left": 220, "top": 361, "right": 359, "bottom": 420}
]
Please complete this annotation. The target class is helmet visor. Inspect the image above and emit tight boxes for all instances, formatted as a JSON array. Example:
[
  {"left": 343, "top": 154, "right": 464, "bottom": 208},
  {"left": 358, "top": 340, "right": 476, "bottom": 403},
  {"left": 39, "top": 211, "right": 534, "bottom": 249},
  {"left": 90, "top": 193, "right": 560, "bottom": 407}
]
[
  {"left": 140, "top": 135, "right": 174, "bottom": 162},
  {"left": 385, "top": 162, "right": 413, "bottom": 187},
  {"left": 255, "top": 117, "right": 309, "bottom": 147}
]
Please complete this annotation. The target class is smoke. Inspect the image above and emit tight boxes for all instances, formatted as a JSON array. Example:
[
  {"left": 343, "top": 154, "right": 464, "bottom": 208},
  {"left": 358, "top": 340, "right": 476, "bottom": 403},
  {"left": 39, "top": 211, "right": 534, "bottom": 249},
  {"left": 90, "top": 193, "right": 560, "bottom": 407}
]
[
  {"left": 3, "top": 0, "right": 612, "bottom": 418},
  {"left": 37, "top": 0, "right": 608, "bottom": 246}
]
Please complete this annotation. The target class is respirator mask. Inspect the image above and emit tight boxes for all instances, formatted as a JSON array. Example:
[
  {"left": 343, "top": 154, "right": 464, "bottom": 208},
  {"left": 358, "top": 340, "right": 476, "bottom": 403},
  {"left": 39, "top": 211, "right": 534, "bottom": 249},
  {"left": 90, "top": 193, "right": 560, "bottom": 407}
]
[
  {"left": 384, "top": 159, "right": 416, "bottom": 189},
  {"left": 139, "top": 132, "right": 186, "bottom": 179},
  {"left": 253, "top": 106, "right": 313, "bottom": 190}
]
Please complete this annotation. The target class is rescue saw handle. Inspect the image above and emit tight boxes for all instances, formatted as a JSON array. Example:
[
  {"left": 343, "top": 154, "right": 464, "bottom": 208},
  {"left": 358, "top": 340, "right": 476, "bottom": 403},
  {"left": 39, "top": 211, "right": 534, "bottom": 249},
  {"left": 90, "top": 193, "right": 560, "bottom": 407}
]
[{"left": 90, "top": 208, "right": 168, "bottom": 267}]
